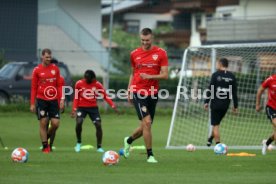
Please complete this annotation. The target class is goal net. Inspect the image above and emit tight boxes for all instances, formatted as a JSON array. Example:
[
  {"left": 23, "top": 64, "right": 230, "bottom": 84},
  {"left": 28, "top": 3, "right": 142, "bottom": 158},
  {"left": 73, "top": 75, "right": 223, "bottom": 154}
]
[{"left": 166, "top": 43, "right": 276, "bottom": 149}]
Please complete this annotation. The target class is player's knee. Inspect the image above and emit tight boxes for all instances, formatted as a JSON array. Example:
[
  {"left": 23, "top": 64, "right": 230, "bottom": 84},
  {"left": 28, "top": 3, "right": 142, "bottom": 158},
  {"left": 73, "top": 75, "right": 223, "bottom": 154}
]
[
  {"left": 94, "top": 121, "right": 102, "bottom": 130},
  {"left": 51, "top": 121, "right": 59, "bottom": 129},
  {"left": 76, "top": 117, "right": 83, "bottom": 125},
  {"left": 142, "top": 119, "right": 152, "bottom": 129}
]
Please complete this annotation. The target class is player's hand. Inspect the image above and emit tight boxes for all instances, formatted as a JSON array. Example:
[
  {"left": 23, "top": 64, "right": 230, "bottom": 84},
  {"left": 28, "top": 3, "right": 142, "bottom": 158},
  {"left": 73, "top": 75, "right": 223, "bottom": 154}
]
[
  {"left": 71, "top": 111, "right": 76, "bottom": 118},
  {"left": 232, "top": 108, "right": 238, "bottom": 115},
  {"left": 60, "top": 100, "right": 65, "bottom": 113},
  {"left": 256, "top": 104, "right": 262, "bottom": 112},
  {"left": 204, "top": 103, "right": 208, "bottom": 111},
  {"left": 113, "top": 107, "right": 121, "bottom": 115},
  {"left": 140, "top": 73, "right": 151, "bottom": 79},
  {"left": 30, "top": 105, "right": 36, "bottom": 113},
  {"left": 128, "top": 93, "right": 133, "bottom": 104}
]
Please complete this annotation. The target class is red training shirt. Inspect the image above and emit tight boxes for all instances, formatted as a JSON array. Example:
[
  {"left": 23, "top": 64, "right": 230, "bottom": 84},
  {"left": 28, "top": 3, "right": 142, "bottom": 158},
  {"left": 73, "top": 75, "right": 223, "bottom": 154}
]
[
  {"left": 72, "top": 79, "right": 115, "bottom": 111},
  {"left": 30, "top": 63, "right": 61, "bottom": 105},
  {"left": 262, "top": 74, "right": 276, "bottom": 109},
  {"left": 130, "top": 46, "right": 168, "bottom": 95}
]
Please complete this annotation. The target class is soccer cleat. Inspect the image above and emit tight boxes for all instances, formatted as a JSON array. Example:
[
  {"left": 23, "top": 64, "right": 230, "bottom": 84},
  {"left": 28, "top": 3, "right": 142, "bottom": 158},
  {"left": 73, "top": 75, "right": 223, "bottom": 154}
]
[
  {"left": 74, "top": 143, "right": 81, "bottom": 152},
  {"left": 207, "top": 137, "right": 213, "bottom": 147},
  {"left": 262, "top": 140, "right": 267, "bottom": 155},
  {"left": 42, "top": 146, "right": 50, "bottom": 154},
  {"left": 97, "top": 148, "right": 105, "bottom": 153},
  {"left": 147, "top": 156, "right": 158, "bottom": 163},
  {"left": 123, "top": 137, "right": 131, "bottom": 158}
]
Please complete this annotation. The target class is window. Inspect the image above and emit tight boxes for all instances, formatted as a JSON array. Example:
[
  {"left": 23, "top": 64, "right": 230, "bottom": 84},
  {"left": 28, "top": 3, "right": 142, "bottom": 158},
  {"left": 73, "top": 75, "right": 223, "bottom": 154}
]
[
  {"left": 222, "top": 13, "right": 232, "bottom": 20},
  {"left": 17, "top": 65, "right": 34, "bottom": 80},
  {"left": 125, "top": 20, "right": 140, "bottom": 34}
]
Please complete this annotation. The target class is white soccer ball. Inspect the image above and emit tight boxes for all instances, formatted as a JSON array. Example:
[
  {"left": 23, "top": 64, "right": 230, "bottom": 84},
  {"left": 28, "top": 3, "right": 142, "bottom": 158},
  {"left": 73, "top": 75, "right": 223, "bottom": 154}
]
[
  {"left": 186, "top": 144, "right": 196, "bottom": 152},
  {"left": 11, "top": 148, "right": 29, "bottom": 163},
  {"left": 214, "top": 143, "right": 228, "bottom": 155},
  {"left": 102, "top": 150, "right": 119, "bottom": 166}
]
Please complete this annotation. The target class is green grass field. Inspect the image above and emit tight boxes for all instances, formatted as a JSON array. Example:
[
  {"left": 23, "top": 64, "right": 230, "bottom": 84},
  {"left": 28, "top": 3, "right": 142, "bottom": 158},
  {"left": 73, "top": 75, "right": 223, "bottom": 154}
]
[{"left": 0, "top": 111, "right": 276, "bottom": 184}]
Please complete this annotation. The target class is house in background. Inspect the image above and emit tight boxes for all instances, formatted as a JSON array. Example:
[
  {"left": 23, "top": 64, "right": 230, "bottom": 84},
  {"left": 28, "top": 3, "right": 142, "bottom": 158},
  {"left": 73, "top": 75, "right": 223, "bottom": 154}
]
[
  {"left": 207, "top": 0, "right": 276, "bottom": 44},
  {"left": 0, "top": 0, "right": 109, "bottom": 76},
  {"left": 102, "top": 0, "right": 173, "bottom": 33},
  {"left": 38, "top": 0, "right": 108, "bottom": 76}
]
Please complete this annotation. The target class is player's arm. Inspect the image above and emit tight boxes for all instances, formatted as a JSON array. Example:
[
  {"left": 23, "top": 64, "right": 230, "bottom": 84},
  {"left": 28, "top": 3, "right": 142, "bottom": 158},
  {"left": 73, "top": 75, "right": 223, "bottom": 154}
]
[
  {"left": 30, "top": 68, "right": 38, "bottom": 112},
  {"left": 71, "top": 82, "right": 79, "bottom": 118},
  {"left": 256, "top": 85, "right": 266, "bottom": 112},
  {"left": 204, "top": 74, "right": 215, "bottom": 110},
  {"left": 127, "top": 67, "right": 134, "bottom": 104},
  {"left": 55, "top": 68, "right": 64, "bottom": 111},
  {"left": 97, "top": 82, "right": 118, "bottom": 112},
  {"left": 140, "top": 66, "right": 168, "bottom": 80},
  {"left": 58, "top": 76, "right": 65, "bottom": 111},
  {"left": 140, "top": 51, "right": 169, "bottom": 80},
  {"left": 232, "top": 75, "right": 238, "bottom": 113}
]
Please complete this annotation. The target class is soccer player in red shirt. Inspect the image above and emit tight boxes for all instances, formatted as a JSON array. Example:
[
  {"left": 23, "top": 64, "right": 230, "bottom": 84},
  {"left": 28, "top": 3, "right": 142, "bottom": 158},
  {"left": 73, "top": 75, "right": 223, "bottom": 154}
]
[
  {"left": 123, "top": 28, "right": 168, "bottom": 163},
  {"left": 71, "top": 70, "right": 118, "bottom": 153},
  {"left": 256, "top": 74, "right": 276, "bottom": 155},
  {"left": 30, "top": 48, "right": 64, "bottom": 153}
]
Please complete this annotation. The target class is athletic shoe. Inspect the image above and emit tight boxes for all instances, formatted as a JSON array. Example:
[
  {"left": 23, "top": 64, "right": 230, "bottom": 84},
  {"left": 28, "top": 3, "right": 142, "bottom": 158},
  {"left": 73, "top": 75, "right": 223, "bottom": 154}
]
[
  {"left": 42, "top": 145, "right": 50, "bottom": 153},
  {"left": 147, "top": 156, "right": 158, "bottom": 163},
  {"left": 74, "top": 143, "right": 81, "bottom": 152},
  {"left": 123, "top": 137, "right": 131, "bottom": 158},
  {"left": 262, "top": 140, "right": 267, "bottom": 155},
  {"left": 207, "top": 137, "right": 213, "bottom": 147},
  {"left": 97, "top": 148, "right": 105, "bottom": 153}
]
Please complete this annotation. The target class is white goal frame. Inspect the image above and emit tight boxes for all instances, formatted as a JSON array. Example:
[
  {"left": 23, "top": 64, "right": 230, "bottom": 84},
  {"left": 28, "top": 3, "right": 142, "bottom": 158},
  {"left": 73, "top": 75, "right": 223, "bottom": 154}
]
[{"left": 166, "top": 42, "right": 276, "bottom": 150}]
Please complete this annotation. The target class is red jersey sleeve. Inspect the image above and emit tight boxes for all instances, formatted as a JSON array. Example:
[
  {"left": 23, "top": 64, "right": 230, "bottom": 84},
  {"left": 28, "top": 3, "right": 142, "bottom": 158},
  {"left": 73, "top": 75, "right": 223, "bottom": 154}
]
[
  {"left": 96, "top": 81, "right": 115, "bottom": 108},
  {"left": 262, "top": 76, "right": 272, "bottom": 88},
  {"left": 160, "top": 49, "right": 169, "bottom": 67},
  {"left": 72, "top": 80, "right": 81, "bottom": 111},
  {"left": 30, "top": 67, "right": 39, "bottom": 105},
  {"left": 58, "top": 76, "right": 65, "bottom": 100},
  {"left": 130, "top": 52, "right": 135, "bottom": 68},
  {"left": 55, "top": 66, "right": 61, "bottom": 99}
]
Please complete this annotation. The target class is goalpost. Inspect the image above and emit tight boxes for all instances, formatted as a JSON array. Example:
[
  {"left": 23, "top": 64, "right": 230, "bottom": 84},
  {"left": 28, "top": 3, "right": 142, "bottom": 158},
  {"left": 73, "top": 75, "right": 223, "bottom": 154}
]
[{"left": 166, "top": 43, "right": 276, "bottom": 149}]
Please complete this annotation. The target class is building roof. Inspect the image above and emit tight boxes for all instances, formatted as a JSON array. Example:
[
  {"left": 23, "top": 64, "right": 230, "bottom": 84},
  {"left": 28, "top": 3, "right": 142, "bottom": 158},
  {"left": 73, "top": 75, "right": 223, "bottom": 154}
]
[{"left": 102, "top": 0, "right": 143, "bottom": 15}]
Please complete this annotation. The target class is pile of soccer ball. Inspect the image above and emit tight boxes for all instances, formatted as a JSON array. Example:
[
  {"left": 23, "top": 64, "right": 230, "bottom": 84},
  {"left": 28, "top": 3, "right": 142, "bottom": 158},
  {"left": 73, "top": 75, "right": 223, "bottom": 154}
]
[{"left": 11, "top": 148, "right": 29, "bottom": 163}]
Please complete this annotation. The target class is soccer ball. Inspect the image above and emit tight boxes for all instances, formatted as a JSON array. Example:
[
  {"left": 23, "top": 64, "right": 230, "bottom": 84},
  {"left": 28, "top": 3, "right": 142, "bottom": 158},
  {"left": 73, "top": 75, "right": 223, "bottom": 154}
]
[
  {"left": 214, "top": 143, "right": 228, "bottom": 155},
  {"left": 11, "top": 148, "right": 29, "bottom": 163},
  {"left": 102, "top": 150, "right": 119, "bottom": 166},
  {"left": 186, "top": 144, "right": 196, "bottom": 152}
]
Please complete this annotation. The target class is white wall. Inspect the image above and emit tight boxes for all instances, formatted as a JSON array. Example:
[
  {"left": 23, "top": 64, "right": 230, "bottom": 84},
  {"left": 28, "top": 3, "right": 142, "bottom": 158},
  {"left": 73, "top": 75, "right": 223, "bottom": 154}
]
[
  {"left": 124, "top": 13, "right": 172, "bottom": 30},
  {"left": 216, "top": 0, "right": 276, "bottom": 19},
  {"left": 59, "top": 0, "right": 102, "bottom": 41}
]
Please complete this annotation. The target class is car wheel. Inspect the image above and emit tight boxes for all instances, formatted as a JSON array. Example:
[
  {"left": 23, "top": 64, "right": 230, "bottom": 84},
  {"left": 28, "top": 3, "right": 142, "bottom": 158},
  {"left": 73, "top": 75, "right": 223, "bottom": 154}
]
[{"left": 0, "top": 92, "right": 9, "bottom": 105}]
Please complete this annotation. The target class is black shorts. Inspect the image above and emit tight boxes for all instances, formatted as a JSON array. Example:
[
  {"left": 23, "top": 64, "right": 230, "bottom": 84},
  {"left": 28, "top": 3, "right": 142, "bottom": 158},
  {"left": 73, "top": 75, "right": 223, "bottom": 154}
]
[
  {"left": 132, "top": 93, "right": 158, "bottom": 122},
  {"left": 210, "top": 108, "right": 228, "bottom": 126},
  {"left": 76, "top": 107, "right": 101, "bottom": 123},
  {"left": 265, "top": 105, "right": 276, "bottom": 123},
  {"left": 36, "top": 99, "right": 60, "bottom": 120}
]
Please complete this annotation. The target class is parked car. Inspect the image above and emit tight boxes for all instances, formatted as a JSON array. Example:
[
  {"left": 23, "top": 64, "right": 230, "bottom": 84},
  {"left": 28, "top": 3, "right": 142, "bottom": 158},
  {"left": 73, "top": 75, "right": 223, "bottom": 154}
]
[{"left": 0, "top": 61, "right": 72, "bottom": 105}]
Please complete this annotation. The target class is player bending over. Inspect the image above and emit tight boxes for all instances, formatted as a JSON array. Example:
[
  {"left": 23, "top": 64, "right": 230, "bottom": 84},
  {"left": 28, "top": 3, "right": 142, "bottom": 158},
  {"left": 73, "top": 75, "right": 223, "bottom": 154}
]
[{"left": 71, "top": 70, "right": 119, "bottom": 153}]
